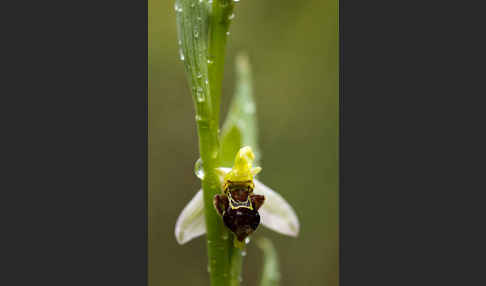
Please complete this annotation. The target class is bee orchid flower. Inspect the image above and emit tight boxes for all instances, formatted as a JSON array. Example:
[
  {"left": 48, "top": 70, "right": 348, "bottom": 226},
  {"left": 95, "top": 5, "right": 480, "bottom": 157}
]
[{"left": 175, "top": 146, "right": 300, "bottom": 245}]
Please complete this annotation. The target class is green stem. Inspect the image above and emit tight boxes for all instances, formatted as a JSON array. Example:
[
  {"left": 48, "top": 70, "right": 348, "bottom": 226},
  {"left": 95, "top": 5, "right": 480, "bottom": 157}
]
[
  {"left": 209, "top": 0, "right": 235, "bottom": 125},
  {"left": 207, "top": 1, "right": 237, "bottom": 286},
  {"left": 229, "top": 244, "right": 244, "bottom": 286},
  {"left": 197, "top": 110, "right": 229, "bottom": 286},
  {"left": 176, "top": 0, "right": 232, "bottom": 285},
  {"left": 177, "top": 1, "right": 236, "bottom": 285}
]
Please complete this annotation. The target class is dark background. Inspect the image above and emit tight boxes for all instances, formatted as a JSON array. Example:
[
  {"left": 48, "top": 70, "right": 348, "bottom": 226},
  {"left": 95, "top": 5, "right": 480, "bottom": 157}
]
[{"left": 149, "top": 0, "right": 338, "bottom": 285}]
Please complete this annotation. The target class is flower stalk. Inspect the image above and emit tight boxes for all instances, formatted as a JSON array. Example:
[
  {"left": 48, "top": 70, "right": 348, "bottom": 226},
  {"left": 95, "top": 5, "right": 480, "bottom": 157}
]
[{"left": 229, "top": 246, "right": 244, "bottom": 286}]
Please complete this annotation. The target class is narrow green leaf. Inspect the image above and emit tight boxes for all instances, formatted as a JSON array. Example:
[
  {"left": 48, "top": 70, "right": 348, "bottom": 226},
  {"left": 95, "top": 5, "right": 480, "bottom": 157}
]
[
  {"left": 176, "top": 0, "right": 211, "bottom": 112},
  {"left": 257, "top": 237, "right": 281, "bottom": 286},
  {"left": 220, "top": 52, "right": 260, "bottom": 166}
]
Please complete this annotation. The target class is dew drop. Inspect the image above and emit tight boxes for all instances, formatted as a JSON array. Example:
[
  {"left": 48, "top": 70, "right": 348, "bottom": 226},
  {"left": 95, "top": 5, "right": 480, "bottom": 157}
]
[
  {"left": 194, "top": 158, "right": 205, "bottom": 179},
  {"left": 196, "top": 88, "right": 205, "bottom": 102},
  {"left": 226, "top": 31, "right": 231, "bottom": 36},
  {"left": 245, "top": 237, "right": 251, "bottom": 244},
  {"left": 190, "top": 3, "right": 195, "bottom": 8},
  {"left": 208, "top": 0, "right": 213, "bottom": 3},
  {"left": 197, "top": 73, "right": 203, "bottom": 79},
  {"left": 228, "top": 13, "right": 235, "bottom": 20},
  {"left": 241, "top": 250, "right": 247, "bottom": 256},
  {"left": 174, "top": 2, "right": 183, "bottom": 12},
  {"left": 196, "top": 93, "right": 205, "bottom": 102},
  {"left": 234, "top": 0, "right": 240, "bottom": 2},
  {"left": 207, "top": 59, "right": 214, "bottom": 64},
  {"left": 194, "top": 31, "right": 199, "bottom": 38},
  {"left": 205, "top": 79, "right": 209, "bottom": 85},
  {"left": 179, "top": 49, "right": 185, "bottom": 61}
]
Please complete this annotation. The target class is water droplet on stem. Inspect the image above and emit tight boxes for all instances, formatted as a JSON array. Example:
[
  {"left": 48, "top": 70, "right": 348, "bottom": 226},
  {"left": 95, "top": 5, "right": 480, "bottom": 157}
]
[
  {"left": 194, "top": 158, "right": 205, "bottom": 179},
  {"left": 179, "top": 49, "right": 185, "bottom": 61},
  {"left": 174, "top": 2, "right": 183, "bottom": 12},
  {"left": 196, "top": 88, "right": 205, "bottom": 102}
]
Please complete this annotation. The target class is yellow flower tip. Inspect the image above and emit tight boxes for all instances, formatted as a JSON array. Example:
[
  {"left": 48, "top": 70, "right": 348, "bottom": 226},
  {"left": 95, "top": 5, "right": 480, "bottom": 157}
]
[
  {"left": 224, "top": 146, "right": 261, "bottom": 182},
  {"left": 251, "top": 166, "right": 262, "bottom": 176}
]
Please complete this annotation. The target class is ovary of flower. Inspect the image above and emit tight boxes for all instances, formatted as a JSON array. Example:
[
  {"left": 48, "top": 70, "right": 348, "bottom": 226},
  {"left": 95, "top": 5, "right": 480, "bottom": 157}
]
[{"left": 175, "top": 146, "right": 300, "bottom": 245}]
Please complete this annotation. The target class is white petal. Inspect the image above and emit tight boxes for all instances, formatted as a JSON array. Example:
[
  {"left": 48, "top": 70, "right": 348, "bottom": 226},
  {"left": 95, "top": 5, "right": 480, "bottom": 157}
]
[
  {"left": 254, "top": 179, "right": 300, "bottom": 237},
  {"left": 174, "top": 190, "right": 206, "bottom": 244}
]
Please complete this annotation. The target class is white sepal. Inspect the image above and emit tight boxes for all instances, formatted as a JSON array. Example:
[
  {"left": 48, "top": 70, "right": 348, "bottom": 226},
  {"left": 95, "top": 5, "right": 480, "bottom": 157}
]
[
  {"left": 254, "top": 179, "right": 300, "bottom": 237},
  {"left": 174, "top": 190, "right": 205, "bottom": 245}
]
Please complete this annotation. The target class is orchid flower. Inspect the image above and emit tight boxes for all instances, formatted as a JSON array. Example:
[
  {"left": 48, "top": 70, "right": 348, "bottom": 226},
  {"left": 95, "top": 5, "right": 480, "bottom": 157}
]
[{"left": 175, "top": 146, "right": 300, "bottom": 245}]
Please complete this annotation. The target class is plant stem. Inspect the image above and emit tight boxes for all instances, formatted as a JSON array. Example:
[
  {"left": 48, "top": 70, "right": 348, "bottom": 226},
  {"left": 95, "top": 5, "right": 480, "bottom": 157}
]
[
  {"left": 229, "top": 245, "right": 244, "bottom": 286},
  {"left": 176, "top": 0, "right": 232, "bottom": 285},
  {"left": 206, "top": 1, "right": 236, "bottom": 286},
  {"left": 209, "top": 0, "right": 234, "bottom": 126},
  {"left": 177, "top": 1, "right": 236, "bottom": 285}
]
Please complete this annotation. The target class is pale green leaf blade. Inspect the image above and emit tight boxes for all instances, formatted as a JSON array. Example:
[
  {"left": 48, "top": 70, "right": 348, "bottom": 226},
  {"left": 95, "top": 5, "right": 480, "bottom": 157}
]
[{"left": 220, "top": 52, "right": 260, "bottom": 166}]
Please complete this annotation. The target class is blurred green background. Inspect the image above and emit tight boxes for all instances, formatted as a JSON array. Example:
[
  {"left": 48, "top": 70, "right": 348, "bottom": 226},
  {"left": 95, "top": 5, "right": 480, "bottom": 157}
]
[{"left": 149, "top": 0, "right": 338, "bottom": 285}]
